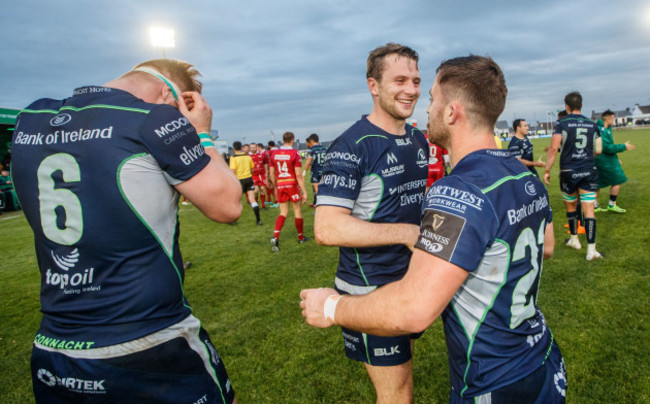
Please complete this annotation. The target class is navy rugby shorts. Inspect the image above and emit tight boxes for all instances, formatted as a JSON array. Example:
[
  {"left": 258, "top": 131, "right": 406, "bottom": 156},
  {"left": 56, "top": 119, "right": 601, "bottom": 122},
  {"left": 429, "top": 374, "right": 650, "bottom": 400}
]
[
  {"left": 31, "top": 315, "right": 235, "bottom": 404},
  {"left": 559, "top": 168, "right": 598, "bottom": 194},
  {"left": 335, "top": 279, "right": 422, "bottom": 366},
  {"left": 311, "top": 169, "right": 323, "bottom": 184}
]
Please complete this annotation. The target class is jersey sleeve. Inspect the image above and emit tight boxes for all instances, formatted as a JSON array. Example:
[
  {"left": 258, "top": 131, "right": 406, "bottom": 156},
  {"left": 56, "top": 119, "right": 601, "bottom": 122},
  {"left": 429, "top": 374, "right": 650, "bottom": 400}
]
[
  {"left": 316, "top": 135, "right": 364, "bottom": 209},
  {"left": 415, "top": 176, "right": 498, "bottom": 272},
  {"left": 139, "top": 105, "right": 210, "bottom": 185}
]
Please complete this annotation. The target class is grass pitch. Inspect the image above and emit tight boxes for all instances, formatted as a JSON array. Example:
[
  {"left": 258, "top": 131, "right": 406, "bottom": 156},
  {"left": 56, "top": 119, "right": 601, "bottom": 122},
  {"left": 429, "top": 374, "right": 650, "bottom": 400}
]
[{"left": 1, "top": 129, "right": 648, "bottom": 403}]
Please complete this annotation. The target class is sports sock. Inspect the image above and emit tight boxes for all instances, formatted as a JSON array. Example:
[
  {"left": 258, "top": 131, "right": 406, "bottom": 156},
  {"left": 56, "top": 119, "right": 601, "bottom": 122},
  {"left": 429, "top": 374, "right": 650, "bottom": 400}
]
[
  {"left": 313, "top": 193, "right": 317, "bottom": 205},
  {"left": 609, "top": 194, "right": 618, "bottom": 206},
  {"left": 576, "top": 203, "right": 583, "bottom": 226},
  {"left": 295, "top": 218, "right": 304, "bottom": 240},
  {"left": 274, "top": 215, "right": 286, "bottom": 239},
  {"left": 252, "top": 203, "right": 260, "bottom": 222},
  {"left": 584, "top": 218, "right": 596, "bottom": 244},
  {"left": 567, "top": 211, "right": 578, "bottom": 235},
  {"left": 261, "top": 195, "right": 266, "bottom": 205}
]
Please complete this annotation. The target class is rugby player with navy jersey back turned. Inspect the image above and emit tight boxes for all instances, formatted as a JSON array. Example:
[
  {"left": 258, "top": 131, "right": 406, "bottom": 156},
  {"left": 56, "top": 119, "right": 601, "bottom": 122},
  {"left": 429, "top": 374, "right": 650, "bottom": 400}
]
[
  {"left": 302, "top": 55, "right": 567, "bottom": 403},
  {"left": 544, "top": 92, "right": 603, "bottom": 261},
  {"left": 312, "top": 43, "right": 428, "bottom": 403},
  {"left": 12, "top": 59, "right": 241, "bottom": 403}
]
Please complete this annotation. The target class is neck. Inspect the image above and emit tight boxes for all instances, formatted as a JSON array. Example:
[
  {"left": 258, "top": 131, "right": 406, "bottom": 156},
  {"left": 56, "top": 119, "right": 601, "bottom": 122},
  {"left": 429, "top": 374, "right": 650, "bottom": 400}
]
[
  {"left": 448, "top": 125, "right": 496, "bottom": 168},
  {"left": 515, "top": 132, "right": 525, "bottom": 139},
  {"left": 366, "top": 107, "right": 407, "bottom": 136}
]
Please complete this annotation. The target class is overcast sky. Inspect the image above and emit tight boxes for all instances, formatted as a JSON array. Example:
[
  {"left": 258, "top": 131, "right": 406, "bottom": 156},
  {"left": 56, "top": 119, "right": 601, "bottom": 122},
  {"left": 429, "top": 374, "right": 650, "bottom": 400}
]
[{"left": 1, "top": 0, "right": 649, "bottom": 144}]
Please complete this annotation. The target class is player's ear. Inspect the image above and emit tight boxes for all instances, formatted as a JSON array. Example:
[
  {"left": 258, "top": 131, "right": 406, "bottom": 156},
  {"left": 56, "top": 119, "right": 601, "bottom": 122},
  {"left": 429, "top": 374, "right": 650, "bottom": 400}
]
[
  {"left": 447, "top": 102, "right": 460, "bottom": 125},
  {"left": 367, "top": 77, "right": 379, "bottom": 97}
]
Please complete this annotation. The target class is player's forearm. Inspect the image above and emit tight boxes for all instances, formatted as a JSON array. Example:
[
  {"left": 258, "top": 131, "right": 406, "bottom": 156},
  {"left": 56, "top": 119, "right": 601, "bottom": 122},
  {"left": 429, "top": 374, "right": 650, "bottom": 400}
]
[
  {"left": 315, "top": 211, "right": 419, "bottom": 248},
  {"left": 544, "top": 149, "right": 558, "bottom": 173}
]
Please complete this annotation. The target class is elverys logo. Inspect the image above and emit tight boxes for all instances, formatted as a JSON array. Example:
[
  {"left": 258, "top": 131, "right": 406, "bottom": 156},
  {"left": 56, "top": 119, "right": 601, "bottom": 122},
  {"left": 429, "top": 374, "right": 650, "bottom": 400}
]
[
  {"left": 37, "top": 369, "right": 56, "bottom": 387},
  {"left": 50, "top": 113, "right": 72, "bottom": 126}
]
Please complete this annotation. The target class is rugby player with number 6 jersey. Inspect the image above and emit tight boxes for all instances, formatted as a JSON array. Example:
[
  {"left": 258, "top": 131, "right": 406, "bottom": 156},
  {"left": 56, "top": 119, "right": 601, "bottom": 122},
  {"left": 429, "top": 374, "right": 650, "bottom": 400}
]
[
  {"left": 302, "top": 55, "right": 567, "bottom": 403},
  {"left": 13, "top": 59, "right": 242, "bottom": 403}
]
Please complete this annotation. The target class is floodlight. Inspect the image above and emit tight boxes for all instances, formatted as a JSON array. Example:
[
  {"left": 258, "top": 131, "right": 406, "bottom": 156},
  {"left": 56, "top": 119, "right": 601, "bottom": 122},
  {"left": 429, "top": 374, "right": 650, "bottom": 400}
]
[{"left": 149, "top": 27, "right": 175, "bottom": 57}]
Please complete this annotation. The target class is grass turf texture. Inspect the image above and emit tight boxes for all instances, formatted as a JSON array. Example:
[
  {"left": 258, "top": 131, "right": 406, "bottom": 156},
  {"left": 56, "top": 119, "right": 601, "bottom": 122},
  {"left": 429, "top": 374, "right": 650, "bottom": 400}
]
[{"left": 0, "top": 128, "right": 648, "bottom": 403}]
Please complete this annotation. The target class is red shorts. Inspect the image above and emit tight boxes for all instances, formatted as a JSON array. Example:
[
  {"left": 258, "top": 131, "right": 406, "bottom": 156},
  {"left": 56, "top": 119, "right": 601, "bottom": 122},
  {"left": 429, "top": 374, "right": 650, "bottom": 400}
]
[
  {"left": 427, "top": 169, "right": 445, "bottom": 187},
  {"left": 277, "top": 185, "right": 302, "bottom": 203},
  {"left": 252, "top": 174, "right": 266, "bottom": 187}
]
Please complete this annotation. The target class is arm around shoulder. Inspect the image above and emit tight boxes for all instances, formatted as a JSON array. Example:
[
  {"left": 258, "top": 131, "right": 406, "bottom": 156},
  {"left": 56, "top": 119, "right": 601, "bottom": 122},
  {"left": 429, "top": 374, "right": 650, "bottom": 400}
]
[{"left": 175, "top": 148, "right": 242, "bottom": 223}]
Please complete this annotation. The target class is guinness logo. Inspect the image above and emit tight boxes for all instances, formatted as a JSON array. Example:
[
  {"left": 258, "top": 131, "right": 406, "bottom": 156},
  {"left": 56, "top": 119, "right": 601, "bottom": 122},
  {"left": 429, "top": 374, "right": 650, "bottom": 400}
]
[{"left": 432, "top": 214, "right": 445, "bottom": 231}]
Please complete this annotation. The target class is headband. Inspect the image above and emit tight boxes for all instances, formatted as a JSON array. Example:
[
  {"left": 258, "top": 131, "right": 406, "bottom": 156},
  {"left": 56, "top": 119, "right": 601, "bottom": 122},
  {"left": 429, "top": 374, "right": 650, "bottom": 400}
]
[{"left": 133, "top": 66, "right": 182, "bottom": 101}]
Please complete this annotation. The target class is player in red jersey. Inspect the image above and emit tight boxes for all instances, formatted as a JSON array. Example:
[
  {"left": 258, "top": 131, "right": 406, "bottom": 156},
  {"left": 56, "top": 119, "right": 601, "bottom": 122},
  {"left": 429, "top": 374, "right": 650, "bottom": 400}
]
[
  {"left": 426, "top": 139, "right": 450, "bottom": 191},
  {"left": 268, "top": 132, "right": 308, "bottom": 251},
  {"left": 250, "top": 143, "right": 270, "bottom": 207}
]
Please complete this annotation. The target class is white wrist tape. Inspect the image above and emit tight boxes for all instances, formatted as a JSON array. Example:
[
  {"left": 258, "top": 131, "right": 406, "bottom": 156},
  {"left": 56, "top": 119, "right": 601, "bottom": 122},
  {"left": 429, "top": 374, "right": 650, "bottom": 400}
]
[{"left": 323, "top": 295, "right": 342, "bottom": 324}]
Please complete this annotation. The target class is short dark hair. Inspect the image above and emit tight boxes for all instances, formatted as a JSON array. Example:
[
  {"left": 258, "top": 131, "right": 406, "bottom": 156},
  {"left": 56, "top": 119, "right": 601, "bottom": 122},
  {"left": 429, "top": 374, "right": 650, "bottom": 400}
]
[
  {"left": 601, "top": 109, "right": 615, "bottom": 119},
  {"left": 307, "top": 133, "right": 319, "bottom": 143},
  {"left": 436, "top": 55, "right": 507, "bottom": 130},
  {"left": 268, "top": 140, "right": 276, "bottom": 147},
  {"left": 513, "top": 119, "right": 526, "bottom": 131},
  {"left": 233, "top": 141, "right": 242, "bottom": 150},
  {"left": 282, "top": 132, "right": 294, "bottom": 143},
  {"left": 557, "top": 110, "right": 568, "bottom": 119},
  {"left": 367, "top": 43, "right": 419, "bottom": 81},
  {"left": 257, "top": 143, "right": 264, "bottom": 148},
  {"left": 564, "top": 92, "right": 582, "bottom": 111}
]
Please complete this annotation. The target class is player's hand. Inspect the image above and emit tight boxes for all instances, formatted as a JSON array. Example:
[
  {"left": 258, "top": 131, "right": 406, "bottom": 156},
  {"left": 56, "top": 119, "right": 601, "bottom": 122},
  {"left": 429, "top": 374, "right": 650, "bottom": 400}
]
[
  {"left": 536, "top": 155, "right": 546, "bottom": 167},
  {"left": 177, "top": 91, "right": 213, "bottom": 134},
  {"left": 302, "top": 192, "right": 308, "bottom": 203},
  {"left": 300, "top": 288, "right": 339, "bottom": 328},
  {"left": 543, "top": 172, "right": 551, "bottom": 185},
  {"left": 625, "top": 141, "right": 635, "bottom": 151}
]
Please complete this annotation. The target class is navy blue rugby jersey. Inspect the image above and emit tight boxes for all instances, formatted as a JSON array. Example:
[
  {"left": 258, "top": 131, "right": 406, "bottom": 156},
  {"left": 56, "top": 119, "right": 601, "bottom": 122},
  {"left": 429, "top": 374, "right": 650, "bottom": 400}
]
[
  {"left": 12, "top": 86, "right": 210, "bottom": 349},
  {"left": 553, "top": 114, "right": 601, "bottom": 171},
  {"left": 317, "top": 116, "right": 428, "bottom": 287},
  {"left": 307, "top": 144, "right": 327, "bottom": 174},
  {"left": 415, "top": 149, "right": 555, "bottom": 399},
  {"left": 507, "top": 135, "right": 537, "bottom": 175}
]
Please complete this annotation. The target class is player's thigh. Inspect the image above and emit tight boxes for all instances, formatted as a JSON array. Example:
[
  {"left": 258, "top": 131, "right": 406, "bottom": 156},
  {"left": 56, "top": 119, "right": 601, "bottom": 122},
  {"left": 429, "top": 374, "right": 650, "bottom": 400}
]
[
  {"left": 31, "top": 329, "right": 235, "bottom": 403},
  {"left": 364, "top": 359, "right": 413, "bottom": 395}
]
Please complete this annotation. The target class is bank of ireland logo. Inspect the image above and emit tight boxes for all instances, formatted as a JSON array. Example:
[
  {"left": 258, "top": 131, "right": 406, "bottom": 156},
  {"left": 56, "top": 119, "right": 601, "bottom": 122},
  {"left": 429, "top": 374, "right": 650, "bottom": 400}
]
[
  {"left": 50, "top": 113, "right": 72, "bottom": 127},
  {"left": 51, "top": 247, "right": 79, "bottom": 271},
  {"left": 37, "top": 369, "right": 56, "bottom": 387},
  {"left": 524, "top": 181, "right": 537, "bottom": 196}
]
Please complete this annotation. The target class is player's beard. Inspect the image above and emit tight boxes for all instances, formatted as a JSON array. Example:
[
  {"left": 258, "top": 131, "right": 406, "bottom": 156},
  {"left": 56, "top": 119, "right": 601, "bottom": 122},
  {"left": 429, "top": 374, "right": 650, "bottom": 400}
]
[{"left": 427, "top": 109, "right": 450, "bottom": 149}]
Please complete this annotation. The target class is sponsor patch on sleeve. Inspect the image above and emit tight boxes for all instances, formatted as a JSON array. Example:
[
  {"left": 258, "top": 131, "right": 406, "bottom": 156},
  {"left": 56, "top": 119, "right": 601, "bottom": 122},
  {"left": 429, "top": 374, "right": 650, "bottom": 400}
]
[{"left": 415, "top": 209, "right": 466, "bottom": 261}]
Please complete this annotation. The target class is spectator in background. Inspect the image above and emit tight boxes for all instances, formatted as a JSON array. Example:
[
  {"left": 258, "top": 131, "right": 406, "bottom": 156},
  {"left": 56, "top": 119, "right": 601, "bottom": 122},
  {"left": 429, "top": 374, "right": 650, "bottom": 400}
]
[{"left": 0, "top": 168, "right": 20, "bottom": 211}]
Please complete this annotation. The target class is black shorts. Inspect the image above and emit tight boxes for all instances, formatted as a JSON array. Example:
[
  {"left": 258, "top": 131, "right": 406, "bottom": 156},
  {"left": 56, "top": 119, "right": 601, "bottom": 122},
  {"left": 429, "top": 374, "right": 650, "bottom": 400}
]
[
  {"left": 239, "top": 177, "right": 255, "bottom": 192},
  {"left": 31, "top": 315, "right": 235, "bottom": 404},
  {"left": 559, "top": 168, "right": 598, "bottom": 194}
]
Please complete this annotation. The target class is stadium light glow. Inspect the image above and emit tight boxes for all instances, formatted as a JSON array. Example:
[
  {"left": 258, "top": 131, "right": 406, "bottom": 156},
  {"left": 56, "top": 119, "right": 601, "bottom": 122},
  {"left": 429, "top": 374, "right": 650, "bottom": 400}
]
[{"left": 149, "top": 26, "right": 175, "bottom": 58}]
